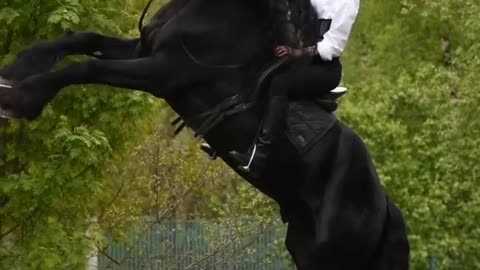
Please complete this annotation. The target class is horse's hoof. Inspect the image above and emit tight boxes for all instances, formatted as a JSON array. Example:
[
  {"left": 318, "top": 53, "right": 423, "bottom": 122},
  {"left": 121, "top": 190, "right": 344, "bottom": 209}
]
[
  {"left": 0, "top": 108, "right": 16, "bottom": 119},
  {"left": 0, "top": 78, "right": 17, "bottom": 119},
  {"left": 0, "top": 77, "right": 13, "bottom": 89}
]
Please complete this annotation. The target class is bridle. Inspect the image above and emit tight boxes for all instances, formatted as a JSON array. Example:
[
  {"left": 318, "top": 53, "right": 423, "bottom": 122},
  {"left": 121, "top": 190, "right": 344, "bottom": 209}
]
[{"left": 138, "top": 0, "right": 156, "bottom": 33}]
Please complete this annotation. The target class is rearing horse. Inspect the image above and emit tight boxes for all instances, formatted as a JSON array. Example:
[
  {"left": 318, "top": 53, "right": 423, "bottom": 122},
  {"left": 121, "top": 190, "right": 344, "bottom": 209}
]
[{"left": 0, "top": 0, "right": 410, "bottom": 269}]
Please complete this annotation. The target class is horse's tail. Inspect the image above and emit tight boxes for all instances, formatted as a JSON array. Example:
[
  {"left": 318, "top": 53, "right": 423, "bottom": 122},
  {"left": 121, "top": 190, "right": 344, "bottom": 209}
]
[{"left": 372, "top": 195, "right": 410, "bottom": 270}]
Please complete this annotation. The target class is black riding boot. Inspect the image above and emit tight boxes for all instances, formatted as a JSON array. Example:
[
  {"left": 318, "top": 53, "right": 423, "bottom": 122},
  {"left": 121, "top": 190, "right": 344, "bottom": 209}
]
[
  {"left": 271, "top": 0, "right": 298, "bottom": 47},
  {"left": 230, "top": 96, "right": 287, "bottom": 176}
]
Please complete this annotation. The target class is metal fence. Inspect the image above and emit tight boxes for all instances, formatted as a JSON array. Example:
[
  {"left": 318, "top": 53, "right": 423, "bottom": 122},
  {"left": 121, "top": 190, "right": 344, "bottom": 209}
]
[
  {"left": 97, "top": 222, "right": 444, "bottom": 270},
  {"left": 98, "top": 221, "right": 294, "bottom": 270}
]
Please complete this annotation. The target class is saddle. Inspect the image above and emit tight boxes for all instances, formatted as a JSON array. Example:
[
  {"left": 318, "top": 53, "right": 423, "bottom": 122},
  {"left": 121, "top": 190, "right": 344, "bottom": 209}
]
[
  {"left": 196, "top": 59, "right": 347, "bottom": 159},
  {"left": 254, "top": 59, "right": 346, "bottom": 154}
]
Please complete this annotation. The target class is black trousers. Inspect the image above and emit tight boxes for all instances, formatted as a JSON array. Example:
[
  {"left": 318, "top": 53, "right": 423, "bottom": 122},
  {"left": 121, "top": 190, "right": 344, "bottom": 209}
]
[
  {"left": 255, "top": 56, "right": 342, "bottom": 147},
  {"left": 269, "top": 57, "right": 342, "bottom": 99}
]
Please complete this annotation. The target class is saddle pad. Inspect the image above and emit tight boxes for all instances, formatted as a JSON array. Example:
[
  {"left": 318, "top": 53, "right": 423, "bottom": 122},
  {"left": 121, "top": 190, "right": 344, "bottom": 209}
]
[{"left": 285, "top": 100, "right": 337, "bottom": 154}]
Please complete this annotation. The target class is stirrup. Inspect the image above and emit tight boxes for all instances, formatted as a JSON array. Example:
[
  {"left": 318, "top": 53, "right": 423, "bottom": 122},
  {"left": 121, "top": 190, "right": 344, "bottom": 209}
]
[
  {"left": 329, "top": 87, "right": 348, "bottom": 100},
  {"left": 240, "top": 144, "right": 257, "bottom": 172},
  {"left": 332, "top": 86, "right": 347, "bottom": 93}
]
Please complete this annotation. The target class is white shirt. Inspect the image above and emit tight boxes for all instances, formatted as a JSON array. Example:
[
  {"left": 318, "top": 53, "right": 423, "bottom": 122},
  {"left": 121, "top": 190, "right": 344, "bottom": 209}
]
[{"left": 310, "top": 0, "right": 360, "bottom": 61}]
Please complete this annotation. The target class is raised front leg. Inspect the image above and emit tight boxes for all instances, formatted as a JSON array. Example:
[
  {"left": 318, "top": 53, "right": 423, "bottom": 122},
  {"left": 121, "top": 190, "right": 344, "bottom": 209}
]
[
  {"left": 0, "top": 53, "right": 191, "bottom": 119},
  {"left": 0, "top": 32, "right": 140, "bottom": 84}
]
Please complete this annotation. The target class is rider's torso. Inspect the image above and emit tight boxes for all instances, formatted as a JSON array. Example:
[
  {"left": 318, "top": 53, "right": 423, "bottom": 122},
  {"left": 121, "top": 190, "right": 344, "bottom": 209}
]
[{"left": 310, "top": 0, "right": 338, "bottom": 19}]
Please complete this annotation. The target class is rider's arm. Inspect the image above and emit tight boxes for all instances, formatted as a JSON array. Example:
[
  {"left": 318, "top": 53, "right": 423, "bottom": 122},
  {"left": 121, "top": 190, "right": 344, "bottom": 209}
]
[{"left": 317, "top": 0, "right": 360, "bottom": 61}]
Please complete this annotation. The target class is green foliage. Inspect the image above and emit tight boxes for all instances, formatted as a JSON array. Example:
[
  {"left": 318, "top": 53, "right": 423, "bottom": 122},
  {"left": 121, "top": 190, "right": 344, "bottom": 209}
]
[
  {"left": 92, "top": 108, "right": 282, "bottom": 267},
  {"left": 0, "top": 0, "right": 478, "bottom": 269},
  {"left": 0, "top": 0, "right": 156, "bottom": 269},
  {"left": 341, "top": 0, "right": 480, "bottom": 268}
]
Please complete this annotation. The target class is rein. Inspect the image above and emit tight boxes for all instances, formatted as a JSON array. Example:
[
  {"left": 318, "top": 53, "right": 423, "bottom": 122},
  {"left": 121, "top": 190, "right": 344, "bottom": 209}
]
[{"left": 138, "top": 0, "right": 155, "bottom": 33}]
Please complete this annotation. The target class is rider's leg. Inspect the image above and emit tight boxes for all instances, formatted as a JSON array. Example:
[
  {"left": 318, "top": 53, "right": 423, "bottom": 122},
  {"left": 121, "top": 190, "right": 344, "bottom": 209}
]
[
  {"left": 230, "top": 58, "right": 342, "bottom": 175},
  {"left": 200, "top": 0, "right": 297, "bottom": 158},
  {"left": 257, "top": 59, "right": 342, "bottom": 151},
  {"left": 287, "top": 58, "right": 343, "bottom": 98},
  {"left": 230, "top": 76, "right": 288, "bottom": 175}
]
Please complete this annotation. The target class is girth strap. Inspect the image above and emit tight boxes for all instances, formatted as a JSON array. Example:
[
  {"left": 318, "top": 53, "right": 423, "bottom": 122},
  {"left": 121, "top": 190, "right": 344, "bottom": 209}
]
[
  {"left": 171, "top": 94, "right": 255, "bottom": 138},
  {"left": 195, "top": 101, "right": 255, "bottom": 138}
]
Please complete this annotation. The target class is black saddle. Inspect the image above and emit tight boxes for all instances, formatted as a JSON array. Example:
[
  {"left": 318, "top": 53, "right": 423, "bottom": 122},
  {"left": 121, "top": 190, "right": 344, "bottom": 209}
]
[
  {"left": 253, "top": 59, "right": 348, "bottom": 154},
  {"left": 196, "top": 60, "right": 348, "bottom": 158}
]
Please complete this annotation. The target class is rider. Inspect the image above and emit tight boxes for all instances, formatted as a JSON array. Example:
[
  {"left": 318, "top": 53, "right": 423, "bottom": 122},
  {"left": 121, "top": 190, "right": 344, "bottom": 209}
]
[{"left": 230, "top": 0, "right": 360, "bottom": 175}]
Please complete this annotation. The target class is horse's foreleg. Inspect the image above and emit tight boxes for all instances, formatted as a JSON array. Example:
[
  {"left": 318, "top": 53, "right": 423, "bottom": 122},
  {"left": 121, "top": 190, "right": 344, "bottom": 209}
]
[
  {"left": 0, "top": 55, "right": 181, "bottom": 119},
  {"left": 0, "top": 32, "right": 140, "bottom": 83}
]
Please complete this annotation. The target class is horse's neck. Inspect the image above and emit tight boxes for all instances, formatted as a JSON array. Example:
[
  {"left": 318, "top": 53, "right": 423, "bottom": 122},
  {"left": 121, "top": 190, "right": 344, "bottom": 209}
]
[
  {"left": 160, "top": 0, "right": 270, "bottom": 150},
  {"left": 167, "top": 76, "right": 245, "bottom": 124},
  {"left": 161, "top": 0, "right": 271, "bottom": 117},
  {"left": 154, "top": 0, "right": 269, "bottom": 18},
  {"left": 151, "top": 0, "right": 191, "bottom": 23}
]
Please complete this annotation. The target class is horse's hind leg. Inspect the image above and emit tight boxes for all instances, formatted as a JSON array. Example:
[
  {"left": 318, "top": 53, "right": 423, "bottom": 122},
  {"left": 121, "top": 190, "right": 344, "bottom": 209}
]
[
  {"left": 371, "top": 196, "right": 410, "bottom": 270},
  {"left": 285, "top": 205, "right": 376, "bottom": 270},
  {"left": 284, "top": 205, "right": 318, "bottom": 269},
  {"left": 0, "top": 32, "right": 140, "bottom": 84}
]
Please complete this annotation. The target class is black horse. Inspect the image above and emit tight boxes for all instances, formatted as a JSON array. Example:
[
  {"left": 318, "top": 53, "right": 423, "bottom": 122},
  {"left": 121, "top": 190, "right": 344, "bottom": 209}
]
[{"left": 0, "top": 0, "right": 410, "bottom": 269}]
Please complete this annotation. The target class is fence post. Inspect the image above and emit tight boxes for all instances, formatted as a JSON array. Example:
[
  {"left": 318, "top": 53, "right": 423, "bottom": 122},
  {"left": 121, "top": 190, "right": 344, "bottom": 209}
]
[{"left": 428, "top": 255, "right": 438, "bottom": 270}]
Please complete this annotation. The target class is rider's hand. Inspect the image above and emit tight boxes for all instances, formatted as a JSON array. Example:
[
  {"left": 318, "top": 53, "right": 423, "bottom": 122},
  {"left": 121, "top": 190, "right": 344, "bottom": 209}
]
[
  {"left": 275, "top": 46, "right": 318, "bottom": 59},
  {"left": 274, "top": 46, "right": 293, "bottom": 58}
]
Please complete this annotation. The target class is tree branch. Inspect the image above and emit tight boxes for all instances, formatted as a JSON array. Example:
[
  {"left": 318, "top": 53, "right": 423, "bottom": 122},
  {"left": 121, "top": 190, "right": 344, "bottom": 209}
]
[{"left": 0, "top": 207, "right": 40, "bottom": 240}]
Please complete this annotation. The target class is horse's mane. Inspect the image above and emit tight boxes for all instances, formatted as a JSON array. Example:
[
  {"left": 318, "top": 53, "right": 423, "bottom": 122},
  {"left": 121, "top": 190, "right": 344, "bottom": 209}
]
[{"left": 289, "top": 0, "right": 318, "bottom": 46}]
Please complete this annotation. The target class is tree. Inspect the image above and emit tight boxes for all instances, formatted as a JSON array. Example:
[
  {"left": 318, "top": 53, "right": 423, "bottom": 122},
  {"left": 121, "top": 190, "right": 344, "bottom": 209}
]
[
  {"left": 341, "top": 0, "right": 480, "bottom": 268},
  {"left": 1, "top": 0, "right": 479, "bottom": 269},
  {"left": 0, "top": 1, "right": 157, "bottom": 269}
]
